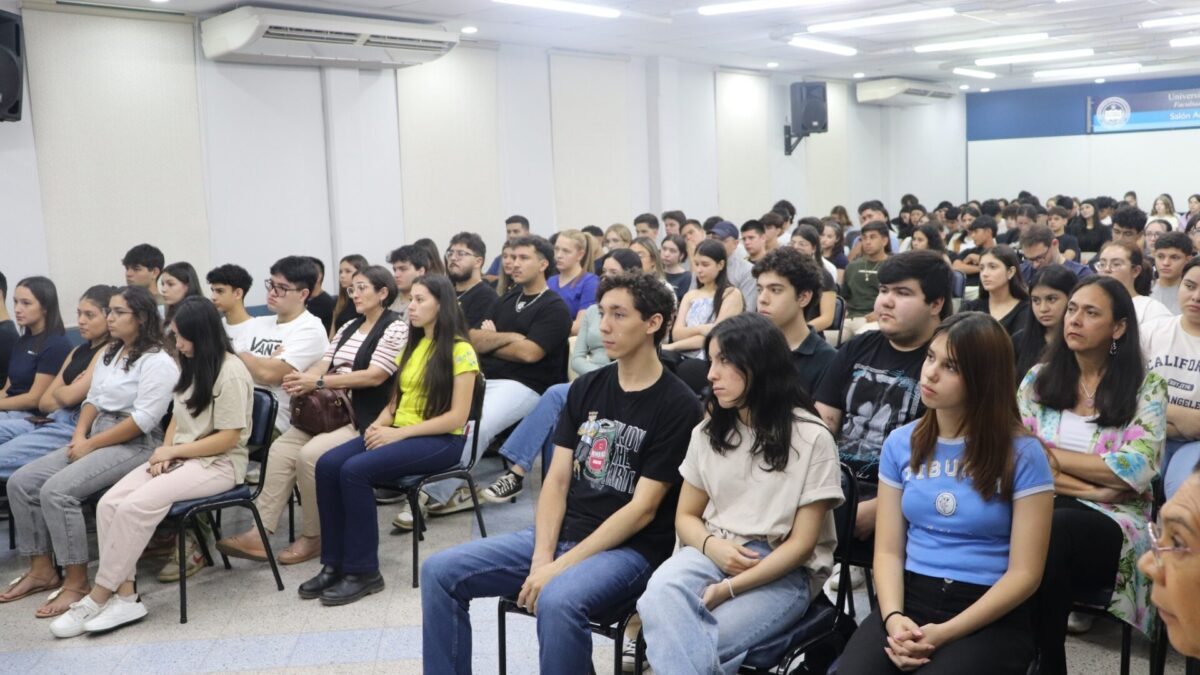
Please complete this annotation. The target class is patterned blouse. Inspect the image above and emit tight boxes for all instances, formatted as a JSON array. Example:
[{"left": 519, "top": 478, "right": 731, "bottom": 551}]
[{"left": 1017, "top": 365, "right": 1168, "bottom": 634}]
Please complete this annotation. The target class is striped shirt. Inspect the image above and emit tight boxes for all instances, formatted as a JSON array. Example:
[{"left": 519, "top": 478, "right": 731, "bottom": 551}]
[{"left": 325, "top": 320, "right": 409, "bottom": 376}]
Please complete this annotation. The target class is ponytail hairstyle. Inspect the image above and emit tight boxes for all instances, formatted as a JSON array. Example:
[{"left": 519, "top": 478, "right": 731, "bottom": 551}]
[
  {"left": 694, "top": 239, "right": 733, "bottom": 322},
  {"left": 397, "top": 275, "right": 471, "bottom": 420},
  {"left": 14, "top": 276, "right": 66, "bottom": 350},
  {"left": 105, "top": 285, "right": 167, "bottom": 371},
  {"left": 557, "top": 229, "right": 597, "bottom": 278},
  {"left": 79, "top": 285, "right": 118, "bottom": 345},
  {"left": 702, "top": 313, "right": 822, "bottom": 472},
  {"left": 631, "top": 236, "right": 666, "bottom": 280},
  {"left": 171, "top": 297, "right": 235, "bottom": 416},
  {"left": 160, "top": 262, "right": 203, "bottom": 326}
]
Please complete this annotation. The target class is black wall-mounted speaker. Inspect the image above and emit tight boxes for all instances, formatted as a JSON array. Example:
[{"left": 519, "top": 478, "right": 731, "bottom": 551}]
[
  {"left": 0, "top": 10, "right": 23, "bottom": 123},
  {"left": 789, "top": 82, "right": 827, "bottom": 135}
]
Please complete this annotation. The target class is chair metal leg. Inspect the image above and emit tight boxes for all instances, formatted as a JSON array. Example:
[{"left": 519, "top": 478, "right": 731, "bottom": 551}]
[
  {"left": 191, "top": 520, "right": 215, "bottom": 568},
  {"left": 864, "top": 570, "right": 877, "bottom": 610},
  {"left": 1151, "top": 615, "right": 1169, "bottom": 675},
  {"left": 409, "top": 491, "right": 421, "bottom": 589},
  {"left": 463, "top": 473, "right": 488, "bottom": 538},
  {"left": 287, "top": 491, "right": 296, "bottom": 543},
  {"left": 247, "top": 503, "right": 284, "bottom": 591},
  {"left": 209, "top": 512, "right": 231, "bottom": 570},
  {"left": 178, "top": 520, "right": 189, "bottom": 624},
  {"left": 634, "top": 631, "right": 646, "bottom": 675},
  {"left": 498, "top": 601, "right": 508, "bottom": 675},
  {"left": 1120, "top": 623, "right": 1131, "bottom": 675}
]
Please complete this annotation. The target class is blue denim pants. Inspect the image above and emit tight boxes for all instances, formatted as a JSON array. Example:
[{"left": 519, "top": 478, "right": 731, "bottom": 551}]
[
  {"left": 0, "top": 408, "right": 81, "bottom": 481},
  {"left": 638, "top": 541, "right": 813, "bottom": 675},
  {"left": 497, "top": 383, "right": 569, "bottom": 475},
  {"left": 420, "top": 526, "right": 652, "bottom": 675}
]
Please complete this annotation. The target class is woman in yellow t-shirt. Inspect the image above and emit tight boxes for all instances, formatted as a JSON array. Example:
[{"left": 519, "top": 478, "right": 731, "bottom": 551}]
[{"left": 303, "top": 275, "right": 479, "bottom": 606}]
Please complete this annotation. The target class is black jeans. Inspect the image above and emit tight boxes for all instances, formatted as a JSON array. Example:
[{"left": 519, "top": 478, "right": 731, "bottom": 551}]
[
  {"left": 1031, "top": 497, "right": 1124, "bottom": 675},
  {"left": 838, "top": 572, "right": 1036, "bottom": 675}
]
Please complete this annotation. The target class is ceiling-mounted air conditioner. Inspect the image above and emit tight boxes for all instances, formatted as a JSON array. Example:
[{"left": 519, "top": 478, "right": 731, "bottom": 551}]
[
  {"left": 856, "top": 78, "right": 956, "bottom": 106},
  {"left": 200, "top": 6, "right": 458, "bottom": 69}
]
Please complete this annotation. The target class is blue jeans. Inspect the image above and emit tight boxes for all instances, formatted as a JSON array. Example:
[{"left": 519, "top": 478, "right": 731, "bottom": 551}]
[
  {"left": 497, "top": 383, "right": 569, "bottom": 475},
  {"left": 0, "top": 408, "right": 80, "bottom": 481},
  {"left": 638, "top": 542, "right": 813, "bottom": 675},
  {"left": 420, "top": 526, "right": 653, "bottom": 675},
  {"left": 1164, "top": 439, "right": 1200, "bottom": 498},
  {"left": 315, "top": 432, "right": 465, "bottom": 574}
]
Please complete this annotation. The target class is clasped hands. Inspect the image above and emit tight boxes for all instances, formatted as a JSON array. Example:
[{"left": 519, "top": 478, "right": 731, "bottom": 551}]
[{"left": 883, "top": 615, "right": 951, "bottom": 671}]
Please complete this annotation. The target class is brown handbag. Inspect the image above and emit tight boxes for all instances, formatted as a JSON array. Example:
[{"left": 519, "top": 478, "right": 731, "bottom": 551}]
[{"left": 289, "top": 387, "right": 357, "bottom": 436}]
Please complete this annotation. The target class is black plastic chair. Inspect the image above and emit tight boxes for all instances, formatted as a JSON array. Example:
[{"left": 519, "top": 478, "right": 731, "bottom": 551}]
[
  {"left": 388, "top": 372, "right": 487, "bottom": 588},
  {"left": 161, "top": 388, "right": 285, "bottom": 623},
  {"left": 3, "top": 485, "right": 13, "bottom": 550},
  {"left": 738, "top": 463, "right": 861, "bottom": 674},
  {"left": 497, "top": 595, "right": 645, "bottom": 675},
  {"left": 831, "top": 297, "right": 847, "bottom": 348},
  {"left": 951, "top": 270, "right": 966, "bottom": 299}
]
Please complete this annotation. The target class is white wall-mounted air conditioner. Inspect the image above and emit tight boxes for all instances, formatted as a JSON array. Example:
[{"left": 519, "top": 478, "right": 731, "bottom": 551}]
[
  {"left": 856, "top": 78, "right": 956, "bottom": 106},
  {"left": 201, "top": 6, "right": 457, "bottom": 69}
]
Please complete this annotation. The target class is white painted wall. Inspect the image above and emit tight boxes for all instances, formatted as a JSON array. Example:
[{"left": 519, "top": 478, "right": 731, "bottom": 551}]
[
  {"left": 715, "top": 71, "right": 772, "bottom": 224},
  {"left": 0, "top": 75, "right": 49, "bottom": 299},
  {"left": 881, "top": 97, "right": 968, "bottom": 210},
  {"left": 496, "top": 44, "right": 557, "bottom": 241}
]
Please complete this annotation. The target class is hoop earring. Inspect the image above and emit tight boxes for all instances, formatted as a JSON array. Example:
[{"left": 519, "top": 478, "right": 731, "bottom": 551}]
[{"left": 1109, "top": 340, "right": 1118, "bottom": 356}]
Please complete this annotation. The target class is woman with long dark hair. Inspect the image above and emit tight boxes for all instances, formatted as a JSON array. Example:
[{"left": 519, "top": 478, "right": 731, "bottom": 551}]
[
  {"left": 0, "top": 276, "right": 70, "bottom": 417},
  {"left": 790, "top": 223, "right": 838, "bottom": 333},
  {"left": 839, "top": 313, "right": 1054, "bottom": 674},
  {"left": 330, "top": 254, "right": 369, "bottom": 339},
  {"left": 0, "top": 285, "right": 114, "bottom": 483},
  {"left": 217, "top": 266, "right": 408, "bottom": 566},
  {"left": 639, "top": 313, "right": 843, "bottom": 673},
  {"left": 958, "top": 246, "right": 1029, "bottom": 336},
  {"left": 663, "top": 240, "right": 743, "bottom": 358},
  {"left": 660, "top": 234, "right": 692, "bottom": 302},
  {"left": 159, "top": 262, "right": 203, "bottom": 327},
  {"left": 1068, "top": 199, "right": 1110, "bottom": 256},
  {"left": 1012, "top": 265, "right": 1077, "bottom": 380},
  {"left": 821, "top": 219, "right": 848, "bottom": 285},
  {"left": 1019, "top": 276, "right": 1167, "bottom": 674},
  {"left": 48, "top": 297, "right": 254, "bottom": 637},
  {"left": 302, "top": 275, "right": 478, "bottom": 605},
  {"left": 6, "top": 286, "right": 177, "bottom": 618}
]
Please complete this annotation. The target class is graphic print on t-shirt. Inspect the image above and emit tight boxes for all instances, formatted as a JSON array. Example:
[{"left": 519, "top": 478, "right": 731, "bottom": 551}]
[
  {"left": 572, "top": 410, "right": 648, "bottom": 495},
  {"left": 248, "top": 336, "right": 282, "bottom": 358},
  {"left": 840, "top": 364, "right": 922, "bottom": 475}
]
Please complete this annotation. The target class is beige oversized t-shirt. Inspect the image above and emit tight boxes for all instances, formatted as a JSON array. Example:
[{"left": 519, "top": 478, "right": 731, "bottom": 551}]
[
  {"left": 172, "top": 353, "right": 254, "bottom": 483},
  {"left": 679, "top": 409, "right": 844, "bottom": 593}
]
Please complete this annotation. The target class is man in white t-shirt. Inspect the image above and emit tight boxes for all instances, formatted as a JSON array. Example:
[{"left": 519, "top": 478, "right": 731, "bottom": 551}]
[
  {"left": 235, "top": 256, "right": 330, "bottom": 432},
  {"left": 207, "top": 264, "right": 257, "bottom": 349},
  {"left": 1146, "top": 258, "right": 1200, "bottom": 498}
]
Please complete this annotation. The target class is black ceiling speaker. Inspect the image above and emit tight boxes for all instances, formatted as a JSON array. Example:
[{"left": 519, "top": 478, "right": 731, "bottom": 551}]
[
  {"left": 784, "top": 81, "right": 827, "bottom": 155},
  {"left": 0, "top": 10, "right": 23, "bottom": 123}
]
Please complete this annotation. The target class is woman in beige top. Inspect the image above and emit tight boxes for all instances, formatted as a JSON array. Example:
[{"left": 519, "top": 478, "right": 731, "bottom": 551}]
[{"left": 50, "top": 297, "right": 254, "bottom": 638}]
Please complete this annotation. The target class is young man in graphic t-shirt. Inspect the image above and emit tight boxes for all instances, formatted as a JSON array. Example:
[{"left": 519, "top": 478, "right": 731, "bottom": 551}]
[
  {"left": 207, "top": 264, "right": 256, "bottom": 350},
  {"left": 1146, "top": 258, "right": 1200, "bottom": 498},
  {"left": 234, "top": 256, "right": 330, "bottom": 432},
  {"left": 398, "top": 236, "right": 571, "bottom": 526},
  {"left": 815, "top": 251, "right": 951, "bottom": 546},
  {"left": 422, "top": 272, "right": 701, "bottom": 675}
]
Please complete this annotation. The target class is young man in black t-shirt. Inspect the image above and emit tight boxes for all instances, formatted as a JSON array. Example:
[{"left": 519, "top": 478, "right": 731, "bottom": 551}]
[
  {"left": 753, "top": 247, "right": 835, "bottom": 396},
  {"left": 422, "top": 273, "right": 700, "bottom": 674},
  {"left": 445, "top": 231, "right": 499, "bottom": 329},
  {"left": 402, "top": 236, "right": 571, "bottom": 524},
  {"left": 815, "top": 251, "right": 950, "bottom": 543}
]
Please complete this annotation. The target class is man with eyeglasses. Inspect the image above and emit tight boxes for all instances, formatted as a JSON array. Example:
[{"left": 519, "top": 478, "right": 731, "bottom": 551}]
[
  {"left": 1017, "top": 224, "right": 1094, "bottom": 286},
  {"left": 235, "top": 256, "right": 330, "bottom": 433},
  {"left": 445, "top": 232, "right": 498, "bottom": 328}
]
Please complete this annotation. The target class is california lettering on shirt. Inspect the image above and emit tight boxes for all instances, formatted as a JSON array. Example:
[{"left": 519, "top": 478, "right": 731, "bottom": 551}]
[{"left": 571, "top": 411, "right": 648, "bottom": 495}]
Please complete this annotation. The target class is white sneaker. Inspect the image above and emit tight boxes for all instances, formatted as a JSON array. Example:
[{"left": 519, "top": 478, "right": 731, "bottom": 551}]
[
  {"left": 83, "top": 594, "right": 147, "bottom": 633},
  {"left": 392, "top": 491, "right": 429, "bottom": 531},
  {"left": 1067, "top": 611, "right": 1095, "bottom": 635},
  {"left": 50, "top": 596, "right": 106, "bottom": 638},
  {"left": 828, "top": 564, "right": 866, "bottom": 592}
]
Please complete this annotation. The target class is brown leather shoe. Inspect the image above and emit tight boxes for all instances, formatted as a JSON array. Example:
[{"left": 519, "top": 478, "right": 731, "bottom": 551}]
[
  {"left": 277, "top": 536, "right": 321, "bottom": 565},
  {"left": 215, "top": 531, "right": 269, "bottom": 562}
]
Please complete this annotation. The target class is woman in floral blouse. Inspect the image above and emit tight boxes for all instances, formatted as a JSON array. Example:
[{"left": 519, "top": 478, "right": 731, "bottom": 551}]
[{"left": 1018, "top": 276, "right": 1167, "bottom": 675}]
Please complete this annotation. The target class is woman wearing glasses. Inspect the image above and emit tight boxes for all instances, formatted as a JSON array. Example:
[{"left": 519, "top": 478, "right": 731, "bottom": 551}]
[
  {"left": 1094, "top": 241, "right": 1172, "bottom": 332},
  {"left": 5, "top": 286, "right": 178, "bottom": 619},
  {"left": 1018, "top": 276, "right": 1167, "bottom": 675},
  {"left": 1139, "top": 465, "right": 1200, "bottom": 660}
]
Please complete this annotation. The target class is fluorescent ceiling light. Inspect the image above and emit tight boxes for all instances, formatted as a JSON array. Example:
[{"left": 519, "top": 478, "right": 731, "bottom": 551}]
[
  {"left": 807, "top": 7, "right": 954, "bottom": 33},
  {"left": 953, "top": 67, "right": 997, "bottom": 79},
  {"left": 460, "top": 26, "right": 479, "bottom": 34},
  {"left": 914, "top": 32, "right": 1048, "bottom": 53},
  {"left": 788, "top": 36, "right": 857, "bottom": 56},
  {"left": 766, "top": 61, "right": 779, "bottom": 68},
  {"left": 698, "top": 0, "right": 818, "bottom": 16},
  {"left": 1171, "top": 36, "right": 1200, "bottom": 48},
  {"left": 959, "top": 84, "right": 970, "bottom": 90},
  {"left": 492, "top": 0, "right": 620, "bottom": 19},
  {"left": 852, "top": 72, "right": 865, "bottom": 78},
  {"left": 980, "top": 87, "right": 991, "bottom": 92},
  {"left": 1033, "top": 62, "right": 1141, "bottom": 80},
  {"left": 1140, "top": 14, "right": 1200, "bottom": 30},
  {"left": 975, "top": 48, "right": 1094, "bottom": 66},
  {"left": 1095, "top": 78, "right": 1105, "bottom": 83}
]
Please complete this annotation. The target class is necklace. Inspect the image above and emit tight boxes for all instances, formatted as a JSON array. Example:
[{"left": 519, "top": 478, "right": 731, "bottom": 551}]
[
  {"left": 515, "top": 287, "right": 548, "bottom": 313},
  {"left": 1079, "top": 378, "right": 1099, "bottom": 408},
  {"left": 456, "top": 281, "right": 480, "bottom": 300}
]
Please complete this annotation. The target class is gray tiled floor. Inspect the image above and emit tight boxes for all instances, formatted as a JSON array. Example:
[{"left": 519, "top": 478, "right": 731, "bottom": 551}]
[{"left": 0, "top": 456, "right": 1189, "bottom": 673}]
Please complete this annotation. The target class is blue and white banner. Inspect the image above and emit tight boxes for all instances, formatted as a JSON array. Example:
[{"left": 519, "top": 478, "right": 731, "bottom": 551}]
[{"left": 1089, "top": 88, "right": 1200, "bottom": 133}]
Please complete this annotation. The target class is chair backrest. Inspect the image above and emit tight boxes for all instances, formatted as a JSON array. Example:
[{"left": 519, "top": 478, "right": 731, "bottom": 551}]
[
  {"left": 248, "top": 388, "right": 278, "bottom": 450},
  {"left": 951, "top": 270, "right": 966, "bottom": 298},
  {"left": 462, "top": 373, "right": 487, "bottom": 471},
  {"left": 831, "top": 296, "right": 846, "bottom": 332},
  {"left": 830, "top": 463, "right": 861, "bottom": 613}
]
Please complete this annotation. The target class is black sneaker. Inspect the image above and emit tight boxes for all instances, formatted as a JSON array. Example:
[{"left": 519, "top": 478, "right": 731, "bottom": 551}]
[{"left": 481, "top": 472, "right": 524, "bottom": 504}]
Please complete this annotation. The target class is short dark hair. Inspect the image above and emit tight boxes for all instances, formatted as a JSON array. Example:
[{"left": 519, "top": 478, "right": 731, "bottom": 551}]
[
  {"left": 597, "top": 272, "right": 676, "bottom": 345},
  {"left": 960, "top": 205, "right": 981, "bottom": 219},
  {"left": 1183, "top": 256, "right": 1200, "bottom": 279},
  {"left": 387, "top": 245, "right": 434, "bottom": 271},
  {"left": 703, "top": 216, "right": 724, "bottom": 231},
  {"left": 1002, "top": 203, "right": 1021, "bottom": 219},
  {"left": 509, "top": 235, "right": 557, "bottom": 279},
  {"left": 1019, "top": 223, "right": 1056, "bottom": 249},
  {"left": 980, "top": 199, "right": 1001, "bottom": 217},
  {"left": 1017, "top": 204, "right": 1039, "bottom": 221},
  {"left": 449, "top": 232, "right": 487, "bottom": 259},
  {"left": 968, "top": 215, "right": 998, "bottom": 235},
  {"left": 269, "top": 256, "right": 319, "bottom": 294},
  {"left": 760, "top": 211, "right": 785, "bottom": 230},
  {"left": 796, "top": 216, "right": 823, "bottom": 230},
  {"left": 662, "top": 210, "right": 686, "bottom": 225},
  {"left": 1156, "top": 231, "right": 1196, "bottom": 256},
  {"left": 582, "top": 225, "right": 604, "bottom": 238},
  {"left": 861, "top": 221, "right": 890, "bottom": 240},
  {"left": 877, "top": 250, "right": 953, "bottom": 319},
  {"left": 1113, "top": 205, "right": 1148, "bottom": 233},
  {"left": 1125, "top": 190, "right": 1138, "bottom": 200},
  {"left": 0, "top": 270, "right": 6, "bottom": 298},
  {"left": 773, "top": 199, "right": 797, "bottom": 219},
  {"left": 740, "top": 219, "right": 765, "bottom": 235},
  {"left": 752, "top": 246, "right": 823, "bottom": 297},
  {"left": 634, "top": 213, "right": 660, "bottom": 230},
  {"left": 122, "top": 244, "right": 165, "bottom": 272},
  {"left": 306, "top": 256, "right": 325, "bottom": 276},
  {"left": 858, "top": 200, "right": 885, "bottom": 215},
  {"left": 1096, "top": 196, "right": 1118, "bottom": 211},
  {"left": 355, "top": 265, "right": 398, "bottom": 308},
  {"left": 910, "top": 203, "right": 928, "bottom": 215},
  {"left": 206, "top": 264, "right": 253, "bottom": 295},
  {"left": 1047, "top": 206, "right": 1070, "bottom": 220},
  {"left": 682, "top": 219, "right": 704, "bottom": 234},
  {"left": 505, "top": 215, "right": 530, "bottom": 231}
]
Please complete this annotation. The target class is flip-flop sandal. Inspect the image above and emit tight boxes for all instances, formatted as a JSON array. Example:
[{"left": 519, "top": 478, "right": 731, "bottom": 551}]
[
  {"left": 0, "top": 575, "right": 62, "bottom": 604},
  {"left": 34, "top": 586, "right": 89, "bottom": 619}
]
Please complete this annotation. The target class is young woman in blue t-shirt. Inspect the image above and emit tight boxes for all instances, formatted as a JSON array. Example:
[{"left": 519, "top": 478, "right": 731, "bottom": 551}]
[
  {"left": 0, "top": 277, "right": 71, "bottom": 418},
  {"left": 839, "top": 312, "right": 1055, "bottom": 674}
]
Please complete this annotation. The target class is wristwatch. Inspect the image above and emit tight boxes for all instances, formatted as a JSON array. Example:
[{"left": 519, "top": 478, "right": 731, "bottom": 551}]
[{"left": 315, "top": 377, "right": 326, "bottom": 390}]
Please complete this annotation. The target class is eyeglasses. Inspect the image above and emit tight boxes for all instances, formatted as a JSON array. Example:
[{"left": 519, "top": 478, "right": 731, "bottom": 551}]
[
  {"left": 1146, "top": 520, "right": 1194, "bottom": 567},
  {"left": 1022, "top": 249, "right": 1053, "bottom": 266},
  {"left": 1094, "top": 260, "right": 1128, "bottom": 272},
  {"left": 264, "top": 280, "right": 300, "bottom": 296},
  {"left": 445, "top": 249, "right": 478, "bottom": 260},
  {"left": 351, "top": 283, "right": 373, "bottom": 293}
]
